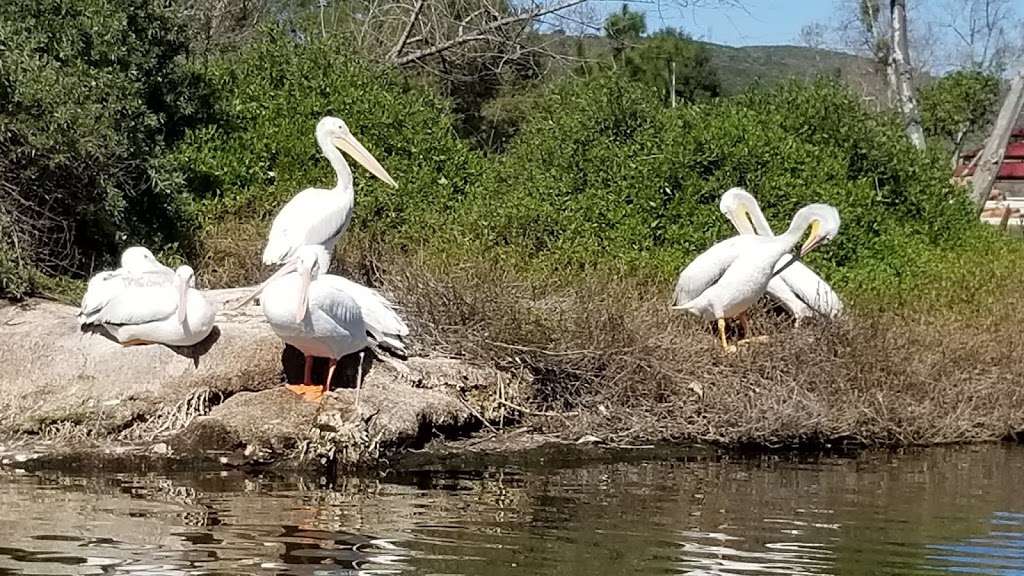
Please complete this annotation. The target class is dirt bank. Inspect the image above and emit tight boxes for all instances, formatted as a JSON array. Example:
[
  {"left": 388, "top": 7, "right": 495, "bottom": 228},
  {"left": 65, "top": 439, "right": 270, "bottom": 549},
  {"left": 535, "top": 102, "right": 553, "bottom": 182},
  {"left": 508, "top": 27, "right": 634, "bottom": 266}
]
[{"left": 0, "top": 292, "right": 520, "bottom": 470}]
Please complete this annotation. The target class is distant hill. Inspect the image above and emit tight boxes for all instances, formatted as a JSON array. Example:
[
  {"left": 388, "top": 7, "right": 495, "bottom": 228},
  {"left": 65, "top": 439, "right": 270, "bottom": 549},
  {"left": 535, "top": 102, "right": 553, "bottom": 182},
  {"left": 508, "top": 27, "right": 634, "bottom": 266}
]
[
  {"left": 546, "top": 33, "right": 891, "bottom": 102},
  {"left": 699, "top": 42, "right": 886, "bottom": 98}
]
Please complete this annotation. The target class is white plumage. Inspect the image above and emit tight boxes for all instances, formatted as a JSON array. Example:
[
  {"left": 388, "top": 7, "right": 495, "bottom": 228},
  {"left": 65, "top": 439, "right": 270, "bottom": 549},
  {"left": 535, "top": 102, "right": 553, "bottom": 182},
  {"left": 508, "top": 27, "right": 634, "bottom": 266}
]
[
  {"left": 85, "top": 266, "right": 216, "bottom": 347},
  {"left": 719, "top": 188, "right": 843, "bottom": 321},
  {"left": 79, "top": 247, "right": 179, "bottom": 325},
  {"left": 262, "top": 116, "right": 397, "bottom": 265},
  {"left": 240, "top": 245, "right": 408, "bottom": 401},
  {"left": 673, "top": 203, "right": 841, "bottom": 350}
]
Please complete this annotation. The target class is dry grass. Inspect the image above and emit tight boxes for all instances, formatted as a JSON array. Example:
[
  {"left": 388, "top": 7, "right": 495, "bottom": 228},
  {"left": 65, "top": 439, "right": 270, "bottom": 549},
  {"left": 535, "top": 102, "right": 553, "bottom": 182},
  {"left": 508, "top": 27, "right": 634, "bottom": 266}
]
[
  {"left": 378, "top": 251, "right": 1024, "bottom": 447},
  {"left": 198, "top": 229, "right": 1024, "bottom": 448}
]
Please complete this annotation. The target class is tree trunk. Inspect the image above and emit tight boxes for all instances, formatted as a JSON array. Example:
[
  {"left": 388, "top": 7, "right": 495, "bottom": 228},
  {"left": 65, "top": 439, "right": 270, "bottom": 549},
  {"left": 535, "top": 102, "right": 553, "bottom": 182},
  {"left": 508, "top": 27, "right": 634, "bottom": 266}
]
[
  {"left": 970, "top": 68, "right": 1024, "bottom": 212},
  {"left": 889, "top": 0, "right": 926, "bottom": 150}
]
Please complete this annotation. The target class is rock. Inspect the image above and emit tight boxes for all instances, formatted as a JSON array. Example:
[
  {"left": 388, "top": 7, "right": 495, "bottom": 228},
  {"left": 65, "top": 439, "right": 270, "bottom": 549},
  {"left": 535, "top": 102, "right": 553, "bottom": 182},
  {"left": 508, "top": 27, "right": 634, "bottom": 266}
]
[
  {"left": 171, "top": 357, "right": 501, "bottom": 468},
  {"left": 0, "top": 289, "right": 280, "bottom": 437},
  {"left": 0, "top": 292, "right": 517, "bottom": 470}
]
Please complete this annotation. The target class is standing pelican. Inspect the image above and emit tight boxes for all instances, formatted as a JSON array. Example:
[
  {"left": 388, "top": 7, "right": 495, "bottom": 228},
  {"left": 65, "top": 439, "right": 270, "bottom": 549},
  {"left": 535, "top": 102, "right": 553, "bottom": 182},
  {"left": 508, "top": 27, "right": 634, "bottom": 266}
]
[
  {"left": 673, "top": 204, "right": 840, "bottom": 351},
  {"left": 79, "top": 247, "right": 178, "bottom": 325},
  {"left": 719, "top": 188, "right": 843, "bottom": 322},
  {"left": 262, "top": 116, "right": 397, "bottom": 265},
  {"left": 84, "top": 266, "right": 216, "bottom": 347},
  {"left": 239, "top": 245, "right": 407, "bottom": 402}
]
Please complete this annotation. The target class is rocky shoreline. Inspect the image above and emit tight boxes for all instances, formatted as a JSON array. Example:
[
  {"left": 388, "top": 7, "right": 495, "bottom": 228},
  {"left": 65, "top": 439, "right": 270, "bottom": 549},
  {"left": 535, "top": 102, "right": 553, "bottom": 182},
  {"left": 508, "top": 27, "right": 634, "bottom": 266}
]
[{"left": 0, "top": 290, "right": 522, "bottom": 471}]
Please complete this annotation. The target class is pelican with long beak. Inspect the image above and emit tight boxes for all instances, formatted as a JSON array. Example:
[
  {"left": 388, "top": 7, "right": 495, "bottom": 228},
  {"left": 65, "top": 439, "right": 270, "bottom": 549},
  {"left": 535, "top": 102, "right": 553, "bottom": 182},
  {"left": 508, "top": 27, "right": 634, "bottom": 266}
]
[
  {"left": 719, "top": 188, "right": 843, "bottom": 323},
  {"left": 672, "top": 204, "right": 840, "bottom": 351},
  {"left": 238, "top": 245, "right": 400, "bottom": 402},
  {"left": 84, "top": 265, "right": 217, "bottom": 347},
  {"left": 261, "top": 116, "right": 397, "bottom": 266}
]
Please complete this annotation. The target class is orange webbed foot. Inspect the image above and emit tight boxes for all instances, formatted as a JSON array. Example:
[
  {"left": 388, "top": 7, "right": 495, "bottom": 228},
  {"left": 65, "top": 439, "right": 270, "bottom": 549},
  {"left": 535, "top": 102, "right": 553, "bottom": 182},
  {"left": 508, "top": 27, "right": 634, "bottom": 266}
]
[{"left": 285, "top": 384, "right": 325, "bottom": 403}]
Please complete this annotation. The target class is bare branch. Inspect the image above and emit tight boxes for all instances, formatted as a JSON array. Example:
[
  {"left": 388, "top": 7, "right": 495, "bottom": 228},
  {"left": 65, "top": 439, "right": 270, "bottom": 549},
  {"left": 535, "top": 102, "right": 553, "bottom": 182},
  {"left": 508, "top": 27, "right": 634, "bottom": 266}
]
[
  {"left": 392, "top": 0, "right": 588, "bottom": 65},
  {"left": 388, "top": 0, "right": 426, "bottom": 60}
]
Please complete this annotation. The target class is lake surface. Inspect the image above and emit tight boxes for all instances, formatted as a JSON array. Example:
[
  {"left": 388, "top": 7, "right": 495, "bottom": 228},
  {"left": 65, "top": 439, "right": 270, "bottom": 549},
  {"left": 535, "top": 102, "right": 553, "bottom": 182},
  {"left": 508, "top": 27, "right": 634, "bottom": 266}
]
[{"left": 0, "top": 445, "right": 1022, "bottom": 575}]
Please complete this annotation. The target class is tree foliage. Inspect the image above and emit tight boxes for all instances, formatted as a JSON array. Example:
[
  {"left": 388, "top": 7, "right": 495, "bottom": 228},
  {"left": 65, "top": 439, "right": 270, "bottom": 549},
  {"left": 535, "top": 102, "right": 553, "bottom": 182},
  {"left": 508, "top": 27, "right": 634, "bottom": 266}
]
[
  {"left": 919, "top": 69, "right": 1000, "bottom": 161},
  {"left": 0, "top": 0, "right": 209, "bottom": 296},
  {"left": 604, "top": 4, "right": 646, "bottom": 61},
  {"left": 622, "top": 29, "right": 721, "bottom": 105}
]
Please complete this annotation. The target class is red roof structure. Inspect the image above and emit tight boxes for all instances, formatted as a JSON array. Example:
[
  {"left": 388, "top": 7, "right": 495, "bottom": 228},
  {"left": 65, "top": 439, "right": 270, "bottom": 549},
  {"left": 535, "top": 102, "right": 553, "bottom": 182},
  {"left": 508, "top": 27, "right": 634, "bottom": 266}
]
[{"left": 956, "top": 128, "right": 1024, "bottom": 179}]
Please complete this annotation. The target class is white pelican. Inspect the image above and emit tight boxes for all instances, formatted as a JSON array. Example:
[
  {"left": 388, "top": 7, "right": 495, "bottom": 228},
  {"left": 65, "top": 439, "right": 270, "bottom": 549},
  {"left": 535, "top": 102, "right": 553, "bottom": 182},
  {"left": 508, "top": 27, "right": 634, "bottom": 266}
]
[
  {"left": 672, "top": 204, "right": 840, "bottom": 351},
  {"left": 262, "top": 116, "right": 397, "bottom": 266},
  {"left": 79, "top": 247, "right": 178, "bottom": 325},
  {"left": 84, "top": 266, "right": 217, "bottom": 347},
  {"left": 239, "top": 245, "right": 408, "bottom": 402},
  {"left": 719, "top": 188, "right": 843, "bottom": 322}
]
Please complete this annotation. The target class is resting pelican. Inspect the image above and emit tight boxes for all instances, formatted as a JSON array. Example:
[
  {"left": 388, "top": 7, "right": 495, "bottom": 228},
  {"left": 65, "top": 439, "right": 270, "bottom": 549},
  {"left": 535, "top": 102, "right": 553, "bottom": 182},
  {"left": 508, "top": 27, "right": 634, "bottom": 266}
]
[
  {"left": 79, "top": 247, "right": 179, "bottom": 325},
  {"left": 673, "top": 204, "right": 840, "bottom": 351},
  {"left": 239, "top": 245, "right": 408, "bottom": 402},
  {"left": 84, "top": 266, "right": 216, "bottom": 347},
  {"left": 262, "top": 116, "right": 397, "bottom": 265},
  {"left": 719, "top": 188, "right": 843, "bottom": 322}
]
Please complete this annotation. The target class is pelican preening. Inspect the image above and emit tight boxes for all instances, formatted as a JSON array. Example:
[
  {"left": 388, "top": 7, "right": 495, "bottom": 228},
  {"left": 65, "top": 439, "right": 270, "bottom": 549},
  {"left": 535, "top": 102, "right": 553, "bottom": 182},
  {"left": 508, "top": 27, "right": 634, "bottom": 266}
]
[
  {"left": 719, "top": 188, "right": 843, "bottom": 322},
  {"left": 80, "top": 255, "right": 216, "bottom": 347},
  {"left": 238, "top": 245, "right": 407, "bottom": 402},
  {"left": 673, "top": 202, "right": 841, "bottom": 351},
  {"left": 262, "top": 116, "right": 398, "bottom": 266}
]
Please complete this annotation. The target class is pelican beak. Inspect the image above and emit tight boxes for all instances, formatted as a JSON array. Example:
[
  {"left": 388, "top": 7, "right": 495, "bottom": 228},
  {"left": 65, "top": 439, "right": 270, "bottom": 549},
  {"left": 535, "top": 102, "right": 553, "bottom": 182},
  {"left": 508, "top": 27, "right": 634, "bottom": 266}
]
[
  {"left": 800, "top": 220, "right": 825, "bottom": 257},
  {"left": 296, "top": 266, "right": 311, "bottom": 323},
  {"left": 233, "top": 261, "right": 298, "bottom": 310},
  {"left": 332, "top": 134, "right": 397, "bottom": 188},
  {"left": 177, "top": 281, "right": 188, "bottom": 324}
]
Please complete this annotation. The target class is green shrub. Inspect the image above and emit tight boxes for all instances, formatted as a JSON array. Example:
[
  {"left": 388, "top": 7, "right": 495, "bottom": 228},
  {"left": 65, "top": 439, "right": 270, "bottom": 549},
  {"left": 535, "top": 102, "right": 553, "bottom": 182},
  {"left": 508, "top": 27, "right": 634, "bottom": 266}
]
[
  {"left": 451, "top": 74, "right": 993, "bottom": 305},
  {"left": 0, "top": 0, "right": 209, "bottom": 296},
  {"left": 163, "top": 31, "right": 482, "bottom": 253}
]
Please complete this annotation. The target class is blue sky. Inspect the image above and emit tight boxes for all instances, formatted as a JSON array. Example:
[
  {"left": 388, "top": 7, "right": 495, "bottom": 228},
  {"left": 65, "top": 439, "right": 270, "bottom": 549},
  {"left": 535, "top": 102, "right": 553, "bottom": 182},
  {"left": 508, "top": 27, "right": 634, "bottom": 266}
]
[{"left": 636, "top": 0, "right": 835, "bottom": 46}]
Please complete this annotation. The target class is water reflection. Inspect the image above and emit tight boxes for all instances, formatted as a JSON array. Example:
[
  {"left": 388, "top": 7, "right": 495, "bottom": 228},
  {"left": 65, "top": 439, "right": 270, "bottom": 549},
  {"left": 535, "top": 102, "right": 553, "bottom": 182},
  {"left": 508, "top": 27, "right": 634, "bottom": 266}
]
[{"left": 0, "top": 445, "right": 1019, "bottom": 575}]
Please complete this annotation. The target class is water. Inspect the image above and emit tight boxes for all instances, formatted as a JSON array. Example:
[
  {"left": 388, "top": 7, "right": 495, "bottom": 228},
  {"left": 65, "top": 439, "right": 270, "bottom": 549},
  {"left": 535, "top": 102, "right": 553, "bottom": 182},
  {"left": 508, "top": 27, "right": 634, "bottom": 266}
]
[{"left": 0, "top": 445, "right": 1021, "bottom": 576}]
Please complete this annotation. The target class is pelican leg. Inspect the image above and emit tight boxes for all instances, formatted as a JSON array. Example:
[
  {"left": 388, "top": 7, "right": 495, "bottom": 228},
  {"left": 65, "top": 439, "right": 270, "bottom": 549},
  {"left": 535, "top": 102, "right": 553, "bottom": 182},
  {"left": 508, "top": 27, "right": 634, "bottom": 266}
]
[
  {"left": 717, "top": 318, "right": 737, "bottom": 353},
  {"left": 286, "top": 354, "right": 323, "bottom": 400},
  {"left": 354, "top": 351, "right": 364, "bottom": 409},
  {"left": 738, "top": 311, "right": 752, "bottom": 339}
]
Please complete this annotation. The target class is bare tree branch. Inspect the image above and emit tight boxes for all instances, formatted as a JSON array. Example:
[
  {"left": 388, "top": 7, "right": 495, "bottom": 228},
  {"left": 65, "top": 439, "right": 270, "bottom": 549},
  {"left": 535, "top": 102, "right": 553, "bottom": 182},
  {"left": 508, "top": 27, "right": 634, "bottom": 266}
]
[
  {"left": 391, "top": 0, "right": 589, "bottom": 66},
  {"left": 388, "top": 0, "right": 427, "bottom": 59}
]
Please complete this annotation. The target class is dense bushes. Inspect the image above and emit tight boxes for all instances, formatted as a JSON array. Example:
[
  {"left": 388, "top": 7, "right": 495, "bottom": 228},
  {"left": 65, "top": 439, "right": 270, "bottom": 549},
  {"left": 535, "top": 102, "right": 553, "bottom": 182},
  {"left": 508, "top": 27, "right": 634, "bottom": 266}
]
[
  {"left": 3, "top": 14, "right": 1018, "bottom": 310},
  {"left": 161, "top": 31, "right": 481, "bottom": 277},
  {"left": 0, "top": 0, "right": 209, "bottom": 296},
  {"left": 452, "top": 75, "right": 1006, "bottom": 306}
]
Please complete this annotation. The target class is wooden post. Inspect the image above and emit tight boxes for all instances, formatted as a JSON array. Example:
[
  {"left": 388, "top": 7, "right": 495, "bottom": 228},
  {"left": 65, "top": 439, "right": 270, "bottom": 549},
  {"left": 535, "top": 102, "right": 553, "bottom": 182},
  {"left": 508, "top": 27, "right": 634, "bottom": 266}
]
[
  {"left": 970, "top": 68, "right": 1024, "bottom": 213},
  {"left": 669, "top": 60, "right": 677, "bottom": 108}
]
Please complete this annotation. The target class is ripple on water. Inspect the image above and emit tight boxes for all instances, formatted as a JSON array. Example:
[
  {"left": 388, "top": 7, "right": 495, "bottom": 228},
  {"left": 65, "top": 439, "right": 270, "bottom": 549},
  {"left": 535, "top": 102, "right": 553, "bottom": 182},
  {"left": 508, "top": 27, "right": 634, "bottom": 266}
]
[{"left": 0, "top": 446, "right": 1020, "bottom": 576}]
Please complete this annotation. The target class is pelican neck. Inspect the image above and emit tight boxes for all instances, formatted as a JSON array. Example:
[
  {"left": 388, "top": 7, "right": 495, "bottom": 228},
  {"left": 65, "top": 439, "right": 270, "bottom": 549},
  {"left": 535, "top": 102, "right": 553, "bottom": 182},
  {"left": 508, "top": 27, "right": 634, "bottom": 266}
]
[{"left": 316, "top": 129, "right": 353, "bottom": 191}]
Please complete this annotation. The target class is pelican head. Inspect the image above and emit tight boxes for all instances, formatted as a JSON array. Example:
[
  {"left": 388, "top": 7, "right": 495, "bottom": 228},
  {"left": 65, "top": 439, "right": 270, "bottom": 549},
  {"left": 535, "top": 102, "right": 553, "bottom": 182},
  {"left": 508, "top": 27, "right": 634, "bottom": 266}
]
[
  {"left": 719, "top": 187, "right": 760, "bottom": 235},
  {"left": 174, "top": 265, "right": 196, "bottom": 324},
  {"left": 792, "top": 204, "right": 841, "bottom": 257},
  {"left": 120, "top": 246, "right": 161, "bottom": 272},
  {"left": 317, "top": 116, "right": 397, "bottom": 188}
]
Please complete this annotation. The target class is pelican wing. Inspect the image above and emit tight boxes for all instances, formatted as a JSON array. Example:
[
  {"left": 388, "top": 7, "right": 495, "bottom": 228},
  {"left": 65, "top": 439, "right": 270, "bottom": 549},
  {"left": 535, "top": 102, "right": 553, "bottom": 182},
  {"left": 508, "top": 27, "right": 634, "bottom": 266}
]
[
  {"left": 766, "top": 276, "right": 814, "bottom": 318},
  {"left": 321, "top": 275, "right": 408, "bottom": 352},
  {"left": 263, "top": 187, "right": 352, "bottom": 264},
  {"left": 673, "top": 236, "right": 747, "bottom": 306},
  {"left": 80, "top": 272, "right": 127, "bottom": 322},
  {"left": 776, "top": 259, "right": 843, "bottom": 318},
  {"left": 310, "top": 282, "right": 364, "bottom": 332},
  {"left": 95, "top": 286, "right": 178, "bottom": 326}
]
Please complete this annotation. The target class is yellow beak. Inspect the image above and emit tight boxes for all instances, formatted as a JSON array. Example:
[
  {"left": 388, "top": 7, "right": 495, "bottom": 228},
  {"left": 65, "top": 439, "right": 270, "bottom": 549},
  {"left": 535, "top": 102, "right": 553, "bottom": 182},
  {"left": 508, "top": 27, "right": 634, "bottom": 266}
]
[
  {"left": 332, "top": 134, "right": 397, "bottom": 188},
  {"left": 800, "top": 220, "right": 823, "bottom": 257}
]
